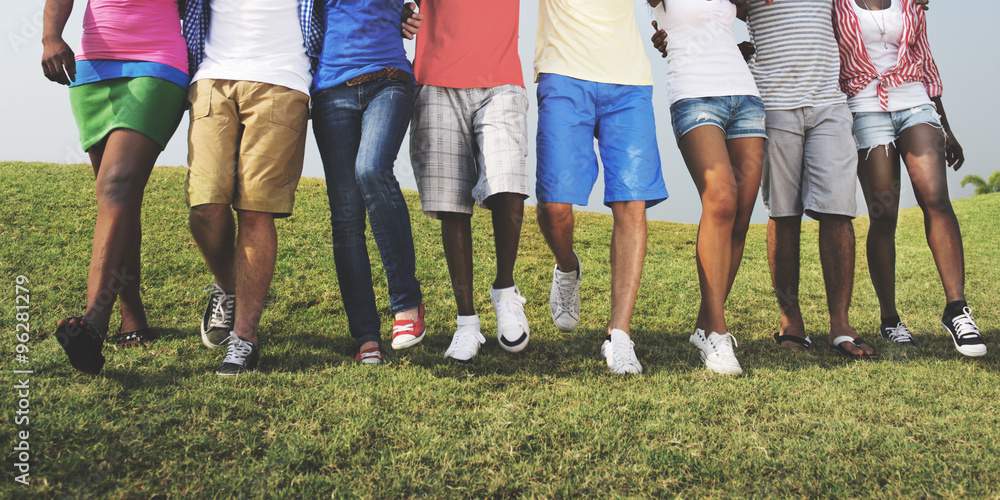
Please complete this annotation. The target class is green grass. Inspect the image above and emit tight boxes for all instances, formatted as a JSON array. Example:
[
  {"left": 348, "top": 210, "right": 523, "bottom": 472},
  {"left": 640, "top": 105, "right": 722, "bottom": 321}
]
[{"left": 1, "top": 161, "right": 998, "bottom": 498}]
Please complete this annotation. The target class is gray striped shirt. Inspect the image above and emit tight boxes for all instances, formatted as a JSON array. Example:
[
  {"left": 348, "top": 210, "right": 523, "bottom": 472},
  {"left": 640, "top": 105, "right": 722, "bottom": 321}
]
[{"left": 746, "top": 0, "right": 847, "bottom": 110}]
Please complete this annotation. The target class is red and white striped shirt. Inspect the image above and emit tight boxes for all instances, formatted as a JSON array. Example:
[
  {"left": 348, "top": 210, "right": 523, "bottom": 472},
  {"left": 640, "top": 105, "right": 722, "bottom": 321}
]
[{"left": 833, "top": 0, "right": 942, "bottom": 111}]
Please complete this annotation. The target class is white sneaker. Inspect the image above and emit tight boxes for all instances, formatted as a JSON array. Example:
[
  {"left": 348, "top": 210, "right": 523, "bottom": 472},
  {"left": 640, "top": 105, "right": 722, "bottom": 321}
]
[
  {"left": 444, "top": 321, "right": 486, "bottom": 363},
  {"left": 491, "top": 286, "right": 530, "bottom": 353},
  {"left": 549, "top": 254, "right": 581, "bottom": 332},
  {"left": 689, "top": 329, "right": 743, "bottom": 375},
  {"left": 601, "top": 329, "right": 643, "bottom": 374}
]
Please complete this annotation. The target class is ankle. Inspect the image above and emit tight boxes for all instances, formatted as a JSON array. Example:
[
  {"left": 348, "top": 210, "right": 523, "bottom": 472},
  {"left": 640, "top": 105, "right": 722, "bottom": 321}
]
[{"left": 943, "top": 300, "right": 968, "bottom": 319}]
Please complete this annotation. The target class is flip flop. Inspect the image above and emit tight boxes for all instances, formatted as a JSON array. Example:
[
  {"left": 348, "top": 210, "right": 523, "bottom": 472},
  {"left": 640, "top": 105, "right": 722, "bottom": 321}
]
[
  {"left": 830, "top": 335, "right": 879, "bottom": 360},
  {"left": 109, "top": 328, "right": 157, "bottom": 349},
  {"left": 773, "top": 332, "right": 813, "bottom": 350},
  {"left": 55, "top": 317, "right": 105, "bottom": 374}
]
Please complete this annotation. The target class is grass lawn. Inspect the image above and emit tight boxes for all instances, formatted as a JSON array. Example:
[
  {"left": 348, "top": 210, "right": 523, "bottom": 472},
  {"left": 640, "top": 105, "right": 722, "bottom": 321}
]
[{"left": 1, "top": 161, "right": 998, "bottom": 498}]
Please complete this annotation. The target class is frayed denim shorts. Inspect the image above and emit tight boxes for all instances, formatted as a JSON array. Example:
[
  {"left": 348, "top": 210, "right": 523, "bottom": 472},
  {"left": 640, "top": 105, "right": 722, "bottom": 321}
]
[
  {"left": 851, "top": 103, "right": 942, "bottom": 151},
  {"left": 668, "top": 95, "right": 767, "bottom": 143}
]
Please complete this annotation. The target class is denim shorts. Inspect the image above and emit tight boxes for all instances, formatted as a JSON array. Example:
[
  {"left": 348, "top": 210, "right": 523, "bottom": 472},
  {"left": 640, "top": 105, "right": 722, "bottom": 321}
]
[
  {"left": 535, "top": 73, "right": 668, "bottom": 207},
  {"left": 852, "top": 103, "right": 942, "bottom": 150},
  {"left": 669, "top": 95, "right": 767, "bottom": 143}
]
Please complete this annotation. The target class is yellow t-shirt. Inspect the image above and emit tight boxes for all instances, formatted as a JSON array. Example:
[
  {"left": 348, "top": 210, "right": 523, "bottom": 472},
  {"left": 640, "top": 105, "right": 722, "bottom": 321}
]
[{"left": 534, "top": 0, "right": 653, "bottom": 86}]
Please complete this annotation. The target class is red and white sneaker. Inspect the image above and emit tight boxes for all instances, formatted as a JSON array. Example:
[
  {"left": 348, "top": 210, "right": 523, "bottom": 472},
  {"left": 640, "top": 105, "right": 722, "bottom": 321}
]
[
  {"left": 354, "top": 345, "right": 383, "bottom": 365},
  {"left": 391, "top": 304, "right": 426, "bottom": 349}
]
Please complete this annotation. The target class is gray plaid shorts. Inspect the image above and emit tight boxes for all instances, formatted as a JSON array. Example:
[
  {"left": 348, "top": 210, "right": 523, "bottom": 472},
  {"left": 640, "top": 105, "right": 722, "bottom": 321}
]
[{"left": 409, "top": 84, "right": 530, "bottom": 219}]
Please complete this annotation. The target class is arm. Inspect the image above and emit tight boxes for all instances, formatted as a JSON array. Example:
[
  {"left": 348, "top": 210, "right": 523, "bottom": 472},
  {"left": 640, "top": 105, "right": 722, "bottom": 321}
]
[
  {"left": 41, "top": 0, "right": 76, "bottom": 85},
  {"left": 730, "top": 0, "right": 774, "bottom": 22},
  {"left": 931, "top": 96, "right": 963, "bottom": 170},
  {"left": 402, "top": 2, "right": 423, "bottom": 40},
  {"left": 915, "top": 0, "right": 929, "bottom": 10}
]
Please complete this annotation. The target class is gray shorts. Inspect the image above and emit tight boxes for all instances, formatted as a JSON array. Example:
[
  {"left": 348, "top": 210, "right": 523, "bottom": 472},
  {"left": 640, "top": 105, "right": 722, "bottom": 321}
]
[
  {"left": 761, "top": 103, "right": 858, "bottom": 219},
  {"left": 410, "top": 84, "right": 530, "bottom": 219}
]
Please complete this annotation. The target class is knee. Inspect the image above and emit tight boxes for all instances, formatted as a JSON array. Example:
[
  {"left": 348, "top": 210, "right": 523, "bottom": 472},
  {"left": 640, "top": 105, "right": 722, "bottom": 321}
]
[
  {"left": 235, "top": 209, "right": 275, "bottom": 230},
  {"left": 189, "top": 204, "right": 229, "bottom": 227},
  {"left": 701, "top": 185, "right": 739, "bottom": 224},
  {"left": 919, "top": 190, "right": 954, "bottom": 216},
  {"left": 95, "top": 172, "right": 143, "bottom": 207}
]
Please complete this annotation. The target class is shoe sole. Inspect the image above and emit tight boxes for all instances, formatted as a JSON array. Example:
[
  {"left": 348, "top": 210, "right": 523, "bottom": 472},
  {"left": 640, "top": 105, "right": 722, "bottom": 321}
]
[
  {"left": 943, "top": 321, "right": 987, "bottom": 357},
  {"left": 391, "top": 332, "right": 425, "bottom": 350},
  {"left": 702, "top": 356, "right": 743, "bottom": 375},
  {"left": 499, "top": 332, "right": 529, "bottom": 353}
]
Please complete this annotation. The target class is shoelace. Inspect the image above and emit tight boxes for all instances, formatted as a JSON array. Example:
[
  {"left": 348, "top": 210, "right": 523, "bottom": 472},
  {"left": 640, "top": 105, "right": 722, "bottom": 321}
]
[
  {"left": 951, "top": 307, "right": 981, "bottom": 340},
  {"left": 884, "top": 322, "right": 914, "bottom": 343},
  {"left": 609, "top": 334, "right": 640, "bottom": 368},
  {"left": 205, "top": 285, "right": 235, "bottom": 330},
  {"left": 496, "top": 293, "right": 528, "bottom": 329},
  {"left": 221, "top": 333, "right": 253, "bottom": 365},
  {"left": 393, "top": 322, "right": 416, "bottom": 334},
  {"left": 446, "top": 327, "right": 486, "bottom": 355},
  {"left": 709, "top": 332, "right": 738, "bottom": 356},
  {"left": 554, "top": 272, "right": 578, "bottom": 314}
]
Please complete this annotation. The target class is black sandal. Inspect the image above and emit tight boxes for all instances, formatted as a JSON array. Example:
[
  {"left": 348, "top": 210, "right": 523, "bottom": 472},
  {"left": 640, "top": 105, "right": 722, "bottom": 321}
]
[
  {"left": 773, "top": 332, "right": 813, "bottom": 350},
  {"left": 55, "top": 317, "right": 105, "bottom": 374},
  {"left": 109, "top": 328, "right": 157, "bottom": 349}
]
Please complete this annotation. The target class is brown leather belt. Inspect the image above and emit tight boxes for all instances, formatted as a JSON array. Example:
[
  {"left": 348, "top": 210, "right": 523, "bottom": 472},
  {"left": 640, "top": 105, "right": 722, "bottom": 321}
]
[{"left": 345, "top": 67, "right": 413, "bottom": 86}]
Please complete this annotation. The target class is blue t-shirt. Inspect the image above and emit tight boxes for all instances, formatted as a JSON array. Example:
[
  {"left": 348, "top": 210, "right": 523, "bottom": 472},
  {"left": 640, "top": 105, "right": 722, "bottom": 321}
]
[{"left": 313, "top": 0, "right": 412, "bottom": 92}]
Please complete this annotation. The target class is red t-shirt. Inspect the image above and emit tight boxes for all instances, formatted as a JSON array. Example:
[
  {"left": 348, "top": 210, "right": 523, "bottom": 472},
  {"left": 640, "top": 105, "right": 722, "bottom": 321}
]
[{"left": 413, "top": 0, "right": 524, "bottom": 88}]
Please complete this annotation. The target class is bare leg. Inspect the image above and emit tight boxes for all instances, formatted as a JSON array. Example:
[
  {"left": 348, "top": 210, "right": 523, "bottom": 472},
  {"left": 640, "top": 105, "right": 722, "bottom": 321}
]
[
  {"left": 608, "top": 201, "right": 647, "bottom": 335},
  {"left": 487, "top": 193, "right": 525, "bottom": 290},
  {"left": 537, "top": 201, "right": 578, "bottom": 273},
  {"left": 678, "top": 126, "right": 739, "bottom": 335},
  {"left": 817, "top": 214, "right": 872, "bottom": 355},
  {"left": 83, "top": 129, "right": 160, "bottom": 334},
  {"left": 440, "top": 212, "right": 475, "bottom": 316},
  {"left": 897, "top": 124, "right": 966, "bottom": 303},
  {"left": 189, "top": 203, "right": 238, "bottom": 292},
  {"left": 726, "top": 138, "right": 764, "bottom": 296},
  {"left": 231, "top": 209, "right": 277, "bottom": 345},
  {"left": 768, "top": 216, "right": 807, "bottom": 349},
  {"left": 857, "top": 144, "right": 902, "bottom": 320}
]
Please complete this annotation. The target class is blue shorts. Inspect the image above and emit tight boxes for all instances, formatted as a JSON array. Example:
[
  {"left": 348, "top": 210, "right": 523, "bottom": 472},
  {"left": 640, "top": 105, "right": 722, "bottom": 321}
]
[
  {"left": 669, "top": 95, "right": 767, "bottom": 143},
  {"left": 535, "top": 73, "right": 668, "bottom": 207},
  {"left": 852, "top": 104, "right": 942, "bottom": 151}
]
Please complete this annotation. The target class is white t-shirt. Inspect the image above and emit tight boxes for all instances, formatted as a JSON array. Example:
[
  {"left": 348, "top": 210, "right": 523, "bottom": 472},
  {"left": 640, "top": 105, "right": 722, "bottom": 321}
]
[
  {"left": 192, "top": 0, "right": 312, "bottom": 95},
  {"left": 534, "top": 0, "right": 653, "bottom": 86},
  {"left": 847, "top": 0, "right": 931, "bottom": 112},
  {"left": 652, "top": 0, "right": 760, "bottom": 105}
]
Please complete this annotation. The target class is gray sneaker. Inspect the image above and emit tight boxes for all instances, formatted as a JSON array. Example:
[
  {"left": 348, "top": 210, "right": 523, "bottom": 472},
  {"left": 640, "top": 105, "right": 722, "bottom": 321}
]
[
  {"left": 549, "top": 254, "right": 581, "bottom": 332},
  {"left": 201, "top": 284, "right": 234, "bottom": 349}
]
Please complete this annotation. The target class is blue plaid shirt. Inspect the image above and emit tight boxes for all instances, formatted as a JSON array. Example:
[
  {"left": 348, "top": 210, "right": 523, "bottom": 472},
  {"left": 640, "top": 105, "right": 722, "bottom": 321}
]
[{"left": 182, "top": 0, "right": 323, "bottom": 76}]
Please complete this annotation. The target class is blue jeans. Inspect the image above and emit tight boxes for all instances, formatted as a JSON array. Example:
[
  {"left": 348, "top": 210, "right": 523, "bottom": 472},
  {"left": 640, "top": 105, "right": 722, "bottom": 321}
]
[{"left": 312, "top": 78, "right": 422, "bottom": 347}]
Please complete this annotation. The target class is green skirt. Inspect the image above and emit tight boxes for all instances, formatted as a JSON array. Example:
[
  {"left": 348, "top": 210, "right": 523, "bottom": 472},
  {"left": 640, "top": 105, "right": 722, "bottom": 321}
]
[{"left": 69, "top": 77, "right": 186, "bottom": 152}]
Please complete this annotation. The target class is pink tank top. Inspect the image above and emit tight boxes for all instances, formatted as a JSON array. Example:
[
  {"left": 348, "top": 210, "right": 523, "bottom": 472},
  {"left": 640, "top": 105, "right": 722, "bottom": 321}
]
[{"left": 77, "top": 0, "right": 188, "bottom": 74}]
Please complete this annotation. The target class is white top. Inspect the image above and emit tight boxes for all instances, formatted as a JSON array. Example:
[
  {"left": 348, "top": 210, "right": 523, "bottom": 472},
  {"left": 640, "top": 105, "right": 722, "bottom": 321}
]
[
  {"left": 192, "top": 0, "right": 312, "bottom": 95},
  {"left": 534, "top": 0, "right": 653, "bottom": 86},
  {"left": 746, "top": 0, "right": 845, "bottom": 110},
  {"left": 847, "top": 0, "right": 930, "bottom": 112},
  {"left": 652, "top": 0, "right": 759, "bottom": 105}
]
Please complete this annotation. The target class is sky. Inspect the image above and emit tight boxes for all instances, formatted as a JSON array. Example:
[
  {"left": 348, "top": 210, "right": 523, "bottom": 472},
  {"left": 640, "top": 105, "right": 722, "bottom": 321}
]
[{"left": 2, "top": 1, "right": 996, "bottom": 224}]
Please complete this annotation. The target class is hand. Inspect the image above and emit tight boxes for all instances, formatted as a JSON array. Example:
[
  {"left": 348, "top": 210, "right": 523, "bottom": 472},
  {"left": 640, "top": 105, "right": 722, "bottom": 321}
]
[
  {"left": 738, "top": 41, "right": 755, "bottom": 61},
  {"left": 914, "top": 0, "right": 929, "bottom": 10},
  {"left": 42, "top": 37, "right": 76, "bottom": 85},
  {"left": 650, "top": 21, "right": 667, "bottom": 58},
  {"left": 401, "top": 2, "right": 423, "bottom": 40},
  {"left": 944, "top": 133, "right": 964, "bottom": 170}
]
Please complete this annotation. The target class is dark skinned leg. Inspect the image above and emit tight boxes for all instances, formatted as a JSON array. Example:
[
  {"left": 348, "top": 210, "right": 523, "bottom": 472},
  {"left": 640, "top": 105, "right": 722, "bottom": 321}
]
[
  {"left": 486, "top": 192, "right": 525, "bottom": 290},
  {"left": 725, "top": 137, "right": 764, "bottom": 297},
  {"left": 72, "top": 129, "right": 160, "bottom": 335},
  {"left": 857, "top": 143, "right": 902, "bottom": 320},
  {"left": 440, "top": 212, "right": 476, "bottom": 316},
  {"left": 817, "top": 214, "right": 872, "bottom": 355},
  {"left": 897, "top": 123, "right": 965, "bottom": 303},
  {"left": 768, "top": 216, "right": 807, "bottom": 349}
]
